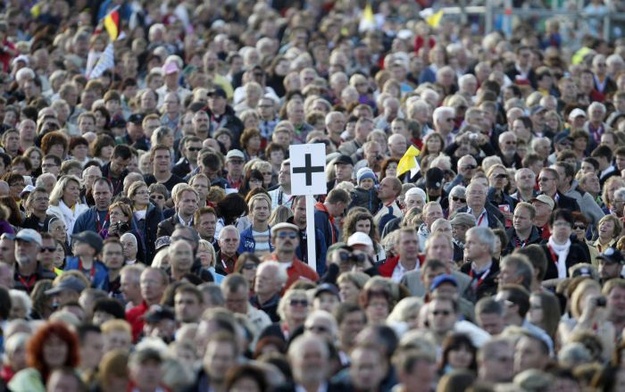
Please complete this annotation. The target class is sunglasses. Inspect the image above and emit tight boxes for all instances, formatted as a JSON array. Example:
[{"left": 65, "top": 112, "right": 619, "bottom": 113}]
[
  {"left": 432, "top": 310, "right": 452, "bottom": 316},
  {"left": 462, "top": 165, "right": 477, "bottom": 170},
  {"left": 573, "top": 225, "right": 587, "bottom": 230},
  {"left": 495, "top": 173, "right": 508, "bottom": 179},
  {"left": 277, "top": 232, "right": 298, "bottom": 239},
  {"left": 290, "top": 299, "right": 308, "bottom": 307},
  {"left": 451, "top": 196, "right": 466, "bottom": 203},
  {"left": 40, "top": 247, "right": 56, "bottom": 253},
  {"left": 188, "top": 147, "right": 202, "bottom": 152},
  {"left": 150, "top": 195, "right": 165, "bottom": 200}
]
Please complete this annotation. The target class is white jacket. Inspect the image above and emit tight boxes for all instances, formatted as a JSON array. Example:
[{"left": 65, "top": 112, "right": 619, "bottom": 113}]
[{"left": 47, "top": 200, "right": 89, "bottom": 235}]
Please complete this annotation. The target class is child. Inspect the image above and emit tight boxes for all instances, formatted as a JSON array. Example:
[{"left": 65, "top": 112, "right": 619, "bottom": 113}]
[
  {"left": 64, "top": 231, "right": 109, "bottom": 290},
  {"left": 349, "top": 168, "right": 380, "bottom": 214}
]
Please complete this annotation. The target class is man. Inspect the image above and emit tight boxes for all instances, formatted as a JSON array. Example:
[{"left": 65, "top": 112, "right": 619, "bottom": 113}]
[
  {"left": 338, "top": 117, "right": 373, "bottom": 159},
  {"left": 315, "top": 188, "right": 349, "bottom": 247},
  {"left": 168, "top": 240, "right": 195, "bottom": 281},
  {"left": 553, "top": 161, "right": 603, "bottom": 224},
  {"left": 538, "top": 167, "right": 579, "bottom": 212},
  {"left": 206, "top": 87, "right": 244, "bottom": 148},
  {"left": 268, "top": 160, "right": 293, "bottom": 209},
  {"left": 460, "top": 227, "right": 500, "bottom": 302},
  {"left": 120, "top": 264, "right": 145, "bottom": 309},
  {"left": 450, "top": 212, "right": 475, "bottom": 252},
  {"left": 504, "top": 203, "right": 542, "bottom": 255},
  {"left": 459, "top": 182, "right": 504, "bottom": 229},
  {"left": 328, "top": 155, "right": 354, "bottom": 190},
  {"left": 191, "top": 332, "right": 238, "bottom": 392},
  {"left": 191, "top": 110, "right": 211, "bottom": 140},
  {"left": 41, "top": 155, "right": 61, "bottom": 176},
  {"left": 334, "top": 303, "right": 366, "bottom": 357},
  {"left": 120, "top": 233, "right": 139, "bottom": 265},
  {"left": 117, "top": 113, "right": 150, "bottom": 151},
  {"left": 222, "top": 273, "right": 271, "bottom": 337},
  {"left": 597, "top": 248, "right": 625, "bottom": 282},
  {"left": 126, "top": 267, "right": 169, "bottom": 341},
  {"left": 144, "top": 145, "right": 185, "bottom": 192},
  {"left": 496, "top": 284, "right": 553, "bottom": 353},
  {"left": 286, "top": 100, "right": 314, "bottom": 144},
  {"left": 354, "top": 141, "right": 383, "bottom": 174},
  {"left": 591, "top": 144, "right": 619, "bottom": 187},
  {"left": 73, "top": 178, "right": 113, "bottom": 235},
  {"left": 258, "top": 97, "right": 280, "bottom": 141},
  {"left": 445, "top": 155, "right": 478, "bottom": 193},
  {"left": 251, "top": 261, "right": 286, "bottom": 322},
  {"left": 215, "top": 225, "right": 240, "bottom": 275},
  {"left": 101, "top": 145, "right": 131, "bottom": 196},
  {"left": 224, "top": 149, "right": 246, "bottom": 190},
  {"left": 45, "top": 276, "right": 87, "bottom": 309},
  {"left": 101, "top": 239, "right": 124, "bottom": 299},
  {"left": 512, "top": 168, "right": 537, "bottom": 202},
  {"left": 238, "top": 193, "right": 273, "bottom": 257},
  {"left": 432, "top": 106, "right": 456, "bottom": 146},
  {"left": 0, "top": 233, "right": 15, "bottom": 266},
  {"left": 392, "top": 349, "right": 438, "bottom": 392},
  {"left": 379, "top": 228, "right": 420, "bottom": 282},
  {"left": 194, "top": 207, "right": 218, "bottom": 245},
  {"left": 345, "top": 343, "right": 387, "bottom": 392},
  {"left": 77, "top": 324, "right": 104, "bottom": 380},
  {"left": 128, "top": 348, "right": 166, "bottom": 392},
  {"left": 289, "top": 196, "right": 327, "bottom": 274},
  {"left": 531, "top": 195, "right": 555, "bottom": 239},
  {"left": 498, "top": 131, "right": 522, "bottom": 168},
  {"left": 275, "top": 334, "right": 344, "bottom": 392},
  {"left": 514, "top": 331, "right": 550, "bottom": 373},
  {"left": 157, "top": 185, "right": 199, "bottom": 237},
  {"left": 1, "top": 129, "right": 19, "bottom": 158},
  {"left": 604, "top": 279, "right": 625, "bottom": 338},
  {"left": 13, "top": 229, "right": 55, "bottom": 293},
  {"left": 374, "top": 177, "right": 403, "bottom": 233},
  {"left": 172, "top": 136, "right": 202, "bottom": 178},
  {"left": 498, "top": 254, "right": 535, "bottom": 292},
  {"left": 325, "top": 111, "right": 346, "bottom": 148},
  {"left": 189, "top": 173, "right": 211, "bottom": 207},
  {"left": 478, "top": 338, "right": 515, "bottom": 383},
  {"left": 266, "top": 222, "right": 319, "bottom": 290},
  {"left": 475, "top": 297, "right": 506, "bottom": 336},
  {"left": 80, "top": 164, "right": 102, "bottom": 206},
  {"left": 159, "top": 94, "right": 181, "bottom": 134},
  {"left": 425, "top": 296, "right": 461, "bottom": 346},
  {"left": 416, "top": 202, "right": 444, "bottom": 253},
  {"left": 17, "top": 119, "right": 36, "bottom": 151},
  {"left": 505, "top": 46, "right": 537, "bottom": 88},
  {"left": 21, "top": 187, "right": 54, "bottom": 232},
  {"left": 174, "top": 283, "right": 204, "bottom": 324}
]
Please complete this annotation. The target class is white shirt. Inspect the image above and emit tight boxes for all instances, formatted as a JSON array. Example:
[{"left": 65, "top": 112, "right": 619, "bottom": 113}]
[{"left": 391, "top": 260, "right": 417, "bottom": 283}]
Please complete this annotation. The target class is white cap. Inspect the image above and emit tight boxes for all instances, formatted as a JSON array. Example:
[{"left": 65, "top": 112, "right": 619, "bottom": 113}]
[
  {"left": 347, "top": 232, "right": 373, "bottom": 249},
  {"left": 569, "top": 108, "right": 587, "bottom": 119}
]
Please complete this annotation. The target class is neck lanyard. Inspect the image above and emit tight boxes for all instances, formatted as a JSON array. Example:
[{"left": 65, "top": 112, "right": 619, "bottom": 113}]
[
  {"left": 78, "top": 258, "right": 96, "bottom": 283},
  {"left": 96, "top": 211, "right": 110, "bottom": 233},
  {"left": 469, "top": 268, "right": 490, "bottom": 288},
  {"left": 476, "top": 210, "right": 486, "bottom": 226},
  {"left": 17, "top": 273, "right": 36, "bottom": 291},
  {"left": 547, "top": 244, "right": 559, "bottom": 265}
]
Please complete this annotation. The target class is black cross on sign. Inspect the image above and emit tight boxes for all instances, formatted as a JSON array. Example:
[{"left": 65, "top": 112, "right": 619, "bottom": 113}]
[{"left": 293, "top": 153, "right": 325, "bottom": 186}]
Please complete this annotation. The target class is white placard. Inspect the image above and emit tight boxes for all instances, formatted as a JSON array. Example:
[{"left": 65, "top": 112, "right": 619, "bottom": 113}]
[{"left": 289, "top": 143, "right": 327, "bottom": 196}]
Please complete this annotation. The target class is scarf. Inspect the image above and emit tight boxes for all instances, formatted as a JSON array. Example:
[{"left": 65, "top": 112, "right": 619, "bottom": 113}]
[{"left": 548, "top": 236, "right": 571, "bottom": 277}]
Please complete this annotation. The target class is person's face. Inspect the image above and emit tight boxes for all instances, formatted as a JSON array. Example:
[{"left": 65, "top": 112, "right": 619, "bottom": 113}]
[
  {"left": 274, "top": 229, "right": 299, "bottom": 252},
  {"left": 0, "top": 238, "right": 14, "bottom": 264},
  {"left": 109, "top": 207, "right": 128, "bottom": 224},
  {"left": 92, "top": 182, "right": 112, "bottom": 211},
  {"left": 427, "top": 299, "right": 456, "bottom": 334},
  {"left": 79, "top": 331, "right": 104, "bottom": 370},
  {"left": 538, "top": 171, "right": 557, "bottom": 194},
  {"left": 404, "top": 194, "right": 425, "bottom": 212},
  {"left": 175, "top": 291, "right": 203, "bottom": 323},
  {"left": 43, "top": 334, "right": 69, "bottom": 368},
  {"left": 334, "top": 163, "right": 353, "bottom": 182},
  {"left": 477, "top": 312, "right": 505, "bottom": 335},
  {"left": 513, "top": 206, "right": 533, "bottom": 233},
  {"left": 111, "top": 156, "right": 131, "bottom": 175},
  {"left": 49, "top": 220, "right": 67, "bottom": 242},
  {"left": 551, "top": 218, "right": 572, "bottom": 241},
  {"left": 354, "top": 219, "right": 371, "bottom": 235},
  {"left": 514, "top": 336, "right": 547, "bottom": 372},
  {"left": 349, "top": 348, "right": 385, "bottom": 391},
  {"left": 42, "top": 158, "right": 60, "bottom": 175},
  {"left": 177, "top": 190, "right": 198, "bottom": 217},
  {"left": 103, "top": 243, "right": 124, "bottom": 270},
  {"left": 171, "top": 242, "right": 194, "bottom": 271},
  {"left": 607, "top": 286, "right": 625, "bottom": 320},
  {"left": 203, "top": 341, "right": 236, "bottom": 382},
  {"left": 197, "top": 213, "right": 217, "bottom": 239},
  {"left": 251, "top": 199, "right": 270, "bottom": 224},
  {"left": 466, "top": 184, "right": 486, "bottom": 209},
  {"left": 130, "top": 359, "right": 162, "bottom": 391},
  {"left": 153, "top": 150, "right": 171, "bottom": 172},
  {"left": 398, "top": 231, "right": 419, "bottom": 261},
  {"left": 425, "top": 236, "right": 453, "bottom": 263},
  {"left": 599, "top": 219, "right": 616, "bottom": 239},
  {"left": 28, "top": 152, "right": 41, "bottom": 169},
  {"left": 424, "top": 204, "right": 443, "bottom": 227},
  {"left": 120, "top": 272, "right": 140, "bottom": 301},
  {"left": 464, "top": 231, "right": 488, "bottom": 260},
  {"left": 226, "top": 157, "right": 244, "bottom": 177},
  {"left": 599, "top": 258, "right": 622, "bottom": 280},
  {"left": 140, "top": 269, "right": 166, "bottom": 304},
  {"left": 365, "top": 295, "right": 390, "bottom": 324},
  {"left": 149, "top": 192, "right": 166, "bottom": 209},
  {"left": 448, "top": 345, "right": 474, "bottom": 370},
  {"left": 219, "top": 230, "right": 240, "bottom": 255},
  {"left": 229, "top": 377, "right": 262, "bottom": 392}
]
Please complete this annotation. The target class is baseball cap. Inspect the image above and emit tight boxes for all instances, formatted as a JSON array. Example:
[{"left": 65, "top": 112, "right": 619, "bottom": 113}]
[
  {"left": 127, "top": 113, "right": 145, "bottom": 125},
  {"left": 426, "top": 167, "right": 444, "bottom": 189},
  {"left": 162, "top": 61, "right": 180, "bottom": 75},
  {"left": 347, "top": 232, "right": 373, "bottom": 249},
  {"left": 430, "top": 274, "right": 458, "bottom": 291},
  {"left": 71, "top": 231, "right": 104, "bottom": 254},
  {"left": 597, "top": 247, "right": 625, "bottom": 265},
  {"left": 530, "top": 105, "right": 547, "bottom": 115},
  {"left": 531, "top": 195, "right": 555, "bottom": 211},
  {"left": 554, "top": 133, "right": 573, "bottom": 145},
  {"left": 19, "top": 185, "right": 35, "bottom": 198},
  {"left": 450, "top": 213, "right": 477, "bottom": 227},
  {"left": 226, "top": 149, "right": 245, "bottom": 161},
  {"left": 109, "top": 116, "right": 126, "bottom": 128},
  {"left": 334, "top": 155, "right": 353, "bottom": 166},
  {"left": 568, "top": 108, "right": 587, "bottom": 119},
  {"left": 314, "top": 283, "right": 340, "bottom": 299},
  {"left": 207, "top": 88, "right": 227, "bottom": 99},
  {"left": 45, "top": 276, "right": 87, "bottom": 296},
  {"left": 15, "top": 229, "right": 42, "bottom": 247},
  {"left": 271, "top": 222, "right": 299, "bottom": 236},
  {"left": 155, "top": 236, "right": 171, "bottom": 251}
]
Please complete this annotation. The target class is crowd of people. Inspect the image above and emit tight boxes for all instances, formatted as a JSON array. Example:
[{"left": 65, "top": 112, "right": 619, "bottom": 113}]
[{"left": 3, "top": 0, "right": 625, "bottom": 391}]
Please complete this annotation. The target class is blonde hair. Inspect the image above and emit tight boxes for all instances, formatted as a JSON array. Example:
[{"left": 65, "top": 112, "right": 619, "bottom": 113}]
[
  {"left": 49, "top": 175, "right": 81, "bottom": 206},
  {"left": 198, "top": 239, "right": 216, "bottom": 268},
  {"left": 101, "top": 319, "right": 132, "bottom": 335}
]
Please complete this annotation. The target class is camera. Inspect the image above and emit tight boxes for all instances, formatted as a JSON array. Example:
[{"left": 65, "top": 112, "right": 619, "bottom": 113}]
[
  {"left": 595, "top": 296, "right": 607, "bottom": 307},
  {"left": 112, "top": 221, "right": 130, "bottom": 233},
  {"left": 339, "top": 252, "right": 366, "bottom": 265}
]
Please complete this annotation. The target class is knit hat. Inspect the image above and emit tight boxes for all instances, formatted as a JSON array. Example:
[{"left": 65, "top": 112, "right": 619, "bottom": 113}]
[{"left": 356, "top": 168, "right": 377, "bottom": 184}]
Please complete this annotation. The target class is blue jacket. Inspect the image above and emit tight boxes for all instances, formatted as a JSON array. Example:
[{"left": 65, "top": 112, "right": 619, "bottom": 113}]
[
  {"left": 73, "top": 207, "right": 109, "bottom": 235},
  {"left": 64, "top": 256, "right": 109, "bottom": 291},
  {"left": 238, "top": 226, "right": 274, "bottom": 254}
]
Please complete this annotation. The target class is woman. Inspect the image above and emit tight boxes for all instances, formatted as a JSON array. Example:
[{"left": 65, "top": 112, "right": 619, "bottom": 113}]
[
  {"left": 251, "top": 160, "right": 275, "bottom": 189},
  {"left": 198, "top": 239, "right": 223, "bottom": 283},
  {"left": 128, "top": 181, "right": 163, "bottom": 263},
  {"left": 148, "top": 184, "right": 168, "bottom": 211},
  {"left": 439, "top": 333, "right": 478, "bottom": 375},
  {"left": 240, "top": 128, "right": 262, "bottom": 161},
  {"left": 540, "top": 209, "right": 586, "bottom": 282},
  {"left": 214, "top": 128, "right": 233, "bottom": 153},
  {"left": 603, "top": 177, "right": 625, "bottom": 216},
  {"left": 23, "top": 146, "right": 43, "bottom": 176},
  {"left": 359, "top": 278, "right": 395, "bottom": 325},
  {"left": 40, "top": 131, "right": 69, "bottom": 160},
  {"left": 224, "top": 364, "right": 269, "bottom": 392},
  {"left": 90, "top": 134, "right": 116, "bottom": 165},
  {"left": 527, "top": 291, "right": 562, "bottom": 343},
  {"left": 94, "top": 349, "right": 129, "bottom": 392},
  {"left": 151, "top": 127, "right": 175, "bottom": 161},
  {"left": 48, "top": 218, "right": 70, "bottom": 257},
  {"left": 559, "top": 279, "right": 615, "bottom": 362},
  {"left": 93, "top": 106, "right": 111, "bottom": 133},
  {"left": 343, "top": 209, "right": 386, "bottom": 263},
  {"left": 30, "top": 280, "right": 54, "bottom": 320},
  {"left": 234, "top": 253, "right": 261, "bottom": 294},
  {"left": 104, "top": 201, "right": 134, "bottom": 239},
  {"left": 9, "top": 322, "right": 80, "bottom": 392},
  {"left": 544, "top": 110, "right": 564, "bottom": 134},
  {"left": 259, "top": 289, "right": 309, "bottom": 343},
  {"left": 239, "top": 169, "right": 264, "bottom": 198},
  {"left": 46, "top": 175, "right": 89, "bottom": 235},
  {"left": 420, "top": 132, "right": 445, "bottom": 160},
  {"left": 265, "top": 143, "right": 286, "bottom": 180},
  {"left": 52, "top": 240, "right": 66, "bottom": 271},
  {"left": 571, "top": 130, "right": 590, "bottom": 159},
  {"left": 0, "top": 332, "right": 29, "bottom": 384},
  {"left": 68, "top": 137, "right": 90, "bottom": 167},
  {"left": 337, "top": 271, "right": 370, "bottom": 304},
  {"left": 593, "top": 214, "right": 623, "bottom": 253},
  {"left": 379, "top": 158, "right": 399, "bottom": 181}
]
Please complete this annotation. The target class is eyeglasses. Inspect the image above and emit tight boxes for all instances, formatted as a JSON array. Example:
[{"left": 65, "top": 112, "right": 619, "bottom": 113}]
[
  {"left": 574, "top": 225, "right": 587, "bottom": 230},
  {"left": 495, "top": 174, "right": 508, "bottom": 179},
  {"left": 462, "top": 165, "right": 477, "bottom": 170},
  {"left": 277, "top": 231, "right": 298, "bottom": 239},
  {"left": 188, "top": 147, "right": 202, "bottom": 152},
  {"left": 451, "top": 196, "right": 466, "bottom": 203},
  {"left": 553, "top": 221, "right": 571, "bottom": 227},
  {"left": 242, "top": 263, "right": 257, "bottom": 270},
  {"left": 150, "top": 194, "right": 165, "bottom": 200},
  {"left": 432, "top": 310, "right": 452, "bottom": 316},
  {"left": 306, "top": 325, "right": 329, "bottom": 333},
  {"left": 40, "top": 247, "right": 56, "bottom": 253},
  {"left": 538, "top": 177, "right": 554, "bottom": 182},
  {"left": 42, "top": 163, "right": 58, "bottom": 168},
  {"left": 290, "top": 299, "right": 308, "bottom": 307}
]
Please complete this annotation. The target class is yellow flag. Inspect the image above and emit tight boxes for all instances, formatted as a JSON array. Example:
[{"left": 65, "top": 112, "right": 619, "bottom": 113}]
[
  {"left": 397, "top": 145, "right": 421, "bottom": 176},
  {"left": 359, "top": 2, "right": 376, "bottom": 33},
  {"left": 426, "top": 9, "right": 444, "bottom": 28}
]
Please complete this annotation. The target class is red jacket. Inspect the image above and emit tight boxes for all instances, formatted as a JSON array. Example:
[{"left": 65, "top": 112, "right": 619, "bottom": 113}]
[
  {"left": 378, "top": 255, "right": 425, "bottom": 277},
  {"left": 267, "top": 253, "right": 319, "bottom": 290},
  {"left": 125, "top": 300, "right": 148, "bottom": 342}
]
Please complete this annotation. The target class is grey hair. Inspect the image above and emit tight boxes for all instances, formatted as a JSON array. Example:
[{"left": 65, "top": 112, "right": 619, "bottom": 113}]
[
  {"left": 257, "top": 260, "right": 287, "bottom": 285},
  {"left": 466, "top": 227, "right": 496, "bottom": 254}
]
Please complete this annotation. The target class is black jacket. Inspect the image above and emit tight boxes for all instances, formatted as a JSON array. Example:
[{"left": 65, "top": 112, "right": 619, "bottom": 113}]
[
  {"left": 503, "top": 226, "right": 543, "bottom": 256},
  {"left": 460, "top": 258, "right": 500, "bottom": 303},
  {"left": 554, "top": 191, "right": 580, "bottom": 212},
  {"left": 156, "top": 214, "right": 193, "bottom": 238},
  {"left": 457, "top": 204, "right": 504, "bottom": 229},
  {"left": 541, "top": 242, "right": 587, "bottom": 280}
]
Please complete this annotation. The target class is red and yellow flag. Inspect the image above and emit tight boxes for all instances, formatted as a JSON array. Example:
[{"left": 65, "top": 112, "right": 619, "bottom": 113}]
[{"left": 103, "top": 7, "right": 121, "bottom": 41}]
